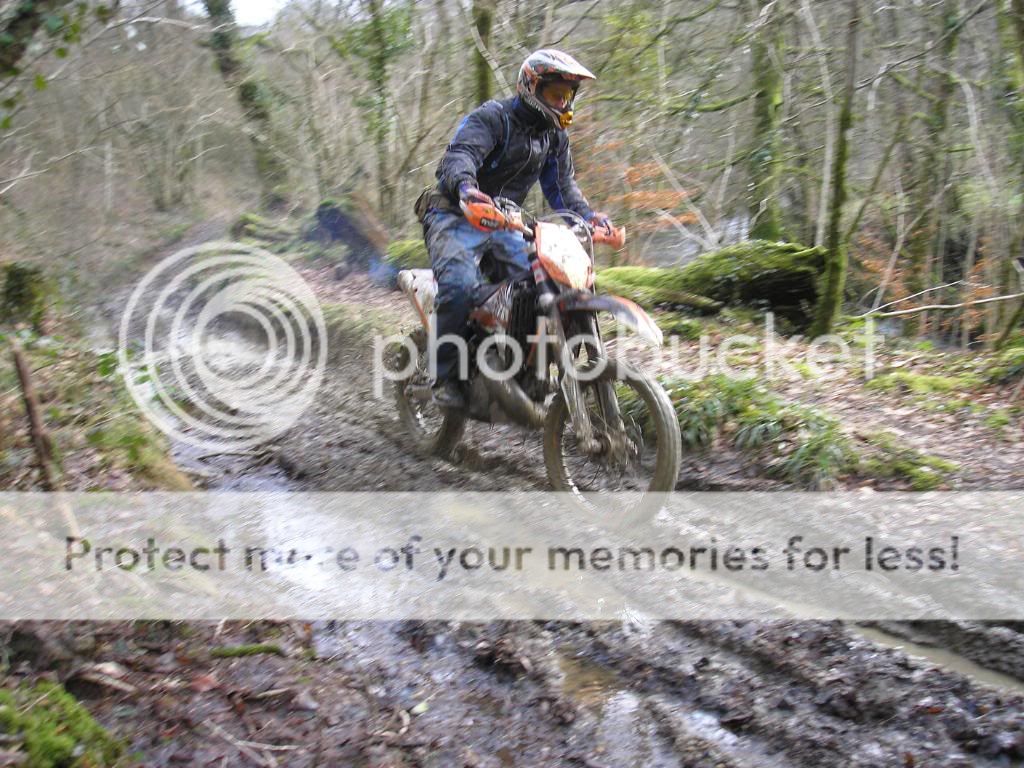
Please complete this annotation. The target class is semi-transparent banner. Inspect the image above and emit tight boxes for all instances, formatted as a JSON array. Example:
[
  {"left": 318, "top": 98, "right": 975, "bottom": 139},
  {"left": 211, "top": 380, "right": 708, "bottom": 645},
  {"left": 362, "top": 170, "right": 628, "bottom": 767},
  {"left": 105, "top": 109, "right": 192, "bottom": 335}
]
[{"left": 0, "top": 492, "right": 1019, "bottom": 620}]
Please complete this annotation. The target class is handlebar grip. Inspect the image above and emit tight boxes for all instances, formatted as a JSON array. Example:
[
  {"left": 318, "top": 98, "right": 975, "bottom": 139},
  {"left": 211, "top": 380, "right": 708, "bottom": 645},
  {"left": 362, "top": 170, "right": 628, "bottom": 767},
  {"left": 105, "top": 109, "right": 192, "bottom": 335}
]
[
  {"left": 460, "top": 200, "right": 506, "bottom": 232},
  {"left": 593, "top": 225, "right": 626, "bottom": 249}
]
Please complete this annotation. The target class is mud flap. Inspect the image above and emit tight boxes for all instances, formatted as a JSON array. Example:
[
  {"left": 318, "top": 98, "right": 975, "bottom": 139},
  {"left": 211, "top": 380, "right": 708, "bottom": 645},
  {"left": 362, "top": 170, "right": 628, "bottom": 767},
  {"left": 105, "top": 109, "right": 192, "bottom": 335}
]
[{"left": 558, "top": 293, "right": 664, "bottom": 347}]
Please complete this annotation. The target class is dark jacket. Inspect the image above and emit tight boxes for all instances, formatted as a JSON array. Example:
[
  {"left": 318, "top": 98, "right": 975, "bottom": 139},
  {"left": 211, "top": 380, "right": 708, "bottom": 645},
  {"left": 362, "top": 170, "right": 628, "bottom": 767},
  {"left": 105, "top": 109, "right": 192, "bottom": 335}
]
[{"left": 433, "top": 96, "right": 593, "bottom": 220}]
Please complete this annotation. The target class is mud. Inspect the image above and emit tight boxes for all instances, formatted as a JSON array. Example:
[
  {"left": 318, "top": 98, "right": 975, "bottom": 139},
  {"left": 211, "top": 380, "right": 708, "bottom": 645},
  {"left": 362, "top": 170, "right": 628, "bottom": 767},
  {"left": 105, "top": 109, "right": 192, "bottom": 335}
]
[{"left": 64, "top": 263, "right": 1024, "bottom": 765}]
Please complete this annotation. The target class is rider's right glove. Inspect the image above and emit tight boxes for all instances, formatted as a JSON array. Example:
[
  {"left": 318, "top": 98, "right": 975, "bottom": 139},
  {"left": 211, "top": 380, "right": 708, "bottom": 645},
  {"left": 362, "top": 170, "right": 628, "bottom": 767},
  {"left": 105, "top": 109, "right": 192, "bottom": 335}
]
[
  {"left": 458, "top": 183, "right": 503, "bottom": 232},
  {"left": 459, "top": 182, "right": 495, "bottom": 207}
]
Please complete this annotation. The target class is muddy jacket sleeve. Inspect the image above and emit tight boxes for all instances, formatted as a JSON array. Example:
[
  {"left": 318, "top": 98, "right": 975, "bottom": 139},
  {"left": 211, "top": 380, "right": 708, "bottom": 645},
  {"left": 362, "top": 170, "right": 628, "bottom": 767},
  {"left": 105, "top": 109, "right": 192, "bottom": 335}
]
[
  {"left": 540, "top": 131, "right": 593, "bottom": 220},
  {"left": 436, "top": 102, "right": 504, "bottom": 202}
]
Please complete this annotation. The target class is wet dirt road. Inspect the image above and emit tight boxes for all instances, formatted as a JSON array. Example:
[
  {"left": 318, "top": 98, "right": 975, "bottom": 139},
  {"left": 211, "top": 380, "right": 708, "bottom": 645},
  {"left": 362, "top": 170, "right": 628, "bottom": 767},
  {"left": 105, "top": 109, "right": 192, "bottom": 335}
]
[{"left": 152, "top": 323, "right": 1024, "bottom": 768}]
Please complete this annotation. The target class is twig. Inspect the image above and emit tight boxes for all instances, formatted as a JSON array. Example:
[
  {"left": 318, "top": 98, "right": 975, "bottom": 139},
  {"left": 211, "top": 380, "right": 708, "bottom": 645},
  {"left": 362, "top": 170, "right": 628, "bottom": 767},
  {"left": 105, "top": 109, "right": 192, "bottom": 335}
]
[
  {"left": 863, "top": 280, "right": 968, "bottom": 314},
  {"left": 205, "top": 721, "right": 274, "bottom": 767},
  {"left": 863, "top": 292, "right": 1024, "bottom": 318},
  {"left": 855, "top": 0, "right": 990, "bottom": 91}
]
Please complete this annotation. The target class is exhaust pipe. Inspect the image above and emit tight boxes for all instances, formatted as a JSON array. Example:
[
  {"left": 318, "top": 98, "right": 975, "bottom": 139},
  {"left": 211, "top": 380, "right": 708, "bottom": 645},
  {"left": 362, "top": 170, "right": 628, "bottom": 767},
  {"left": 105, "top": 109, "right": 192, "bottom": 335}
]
[{"left": 481, "top": 349, "right": 547, "bottom": 429}]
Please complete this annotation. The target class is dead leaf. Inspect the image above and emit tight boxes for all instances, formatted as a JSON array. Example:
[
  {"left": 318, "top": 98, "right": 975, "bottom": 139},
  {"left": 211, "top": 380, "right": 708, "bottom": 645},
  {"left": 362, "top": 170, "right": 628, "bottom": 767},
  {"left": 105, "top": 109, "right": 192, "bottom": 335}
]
[
  {"left": 92, "top": 661, "right": 128, "bottom": 679},
  {"left": 291, "top": 689, "right": 318, "bottom": 711},
  {"left": 190, "top": 673, "right": 220, "bottom": 693}
]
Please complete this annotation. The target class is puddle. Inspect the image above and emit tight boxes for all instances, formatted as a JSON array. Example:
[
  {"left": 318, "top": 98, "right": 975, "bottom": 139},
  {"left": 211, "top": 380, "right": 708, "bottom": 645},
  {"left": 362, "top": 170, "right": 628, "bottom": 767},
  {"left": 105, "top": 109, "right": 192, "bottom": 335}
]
[
  {"left": 854, "top": 625, "right": 1024, "bottom": 695},
  {"left": 557, "top": 654, "right": 680, "bottom": 767},
  {"left": 558, "top": 654, "right": 623, "bottom": 712}
]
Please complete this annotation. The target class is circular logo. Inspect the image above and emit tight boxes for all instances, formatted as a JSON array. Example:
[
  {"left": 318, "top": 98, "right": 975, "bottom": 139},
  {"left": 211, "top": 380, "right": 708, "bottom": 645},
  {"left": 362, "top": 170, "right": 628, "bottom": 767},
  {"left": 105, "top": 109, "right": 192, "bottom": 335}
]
[{"left": 118, "top": 241, "right": 327, "bottom": 451}]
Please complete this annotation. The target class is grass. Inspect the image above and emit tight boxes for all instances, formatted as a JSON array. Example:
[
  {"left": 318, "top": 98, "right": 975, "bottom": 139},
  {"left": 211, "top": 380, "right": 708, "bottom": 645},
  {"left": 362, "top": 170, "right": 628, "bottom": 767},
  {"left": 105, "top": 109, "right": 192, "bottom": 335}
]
[
  {"left": 987, "top": 346, "right": 1024, "bottom": 384},
  {"left": 654, "top": 313, "right": 703, "bottom": 341},
  {"left": 210, "top": 643, "right": 285, "bottom": 658},
  {"left": 860, "top": 432, "right": 959, "bottom": 491},
  {"left": 865, "top": 371, "right": 981, "bottom": 395},
  {"left": 619, "top": 374, "right": 856, "bottom": 489},
  {"left": 0, "top": 681, "right": 126, "bottom": 767}
]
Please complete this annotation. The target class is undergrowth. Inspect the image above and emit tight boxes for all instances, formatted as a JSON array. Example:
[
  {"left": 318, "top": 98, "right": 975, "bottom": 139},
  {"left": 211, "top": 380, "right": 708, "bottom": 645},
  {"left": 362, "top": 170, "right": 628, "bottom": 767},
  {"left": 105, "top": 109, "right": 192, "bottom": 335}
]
[
  {"left": 0, "top": 331, "right": 191, "bottom": 490},
  {"left": 619, "top": 374, "right": 856, "bottom": 489},
  {"left": 860, "top": 432, "right": 959, "bottom": 491}
]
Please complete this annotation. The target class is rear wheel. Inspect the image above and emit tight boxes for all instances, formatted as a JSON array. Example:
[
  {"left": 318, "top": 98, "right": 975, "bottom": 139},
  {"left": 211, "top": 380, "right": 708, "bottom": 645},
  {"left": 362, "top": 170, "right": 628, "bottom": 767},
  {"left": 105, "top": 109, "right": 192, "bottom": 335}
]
[
  {"left": 543, "top": 358, "right": 680, "bottom": 500},
  {"left": 392, "top": 329, "right": 466, "bottom": 459}
]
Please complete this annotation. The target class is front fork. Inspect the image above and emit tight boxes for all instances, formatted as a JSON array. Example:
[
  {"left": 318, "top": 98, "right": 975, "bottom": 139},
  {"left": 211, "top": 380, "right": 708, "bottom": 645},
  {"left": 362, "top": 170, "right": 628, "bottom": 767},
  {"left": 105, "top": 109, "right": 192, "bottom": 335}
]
[{"left": 551, "top": 312, "right": 627, "bottom": 461}]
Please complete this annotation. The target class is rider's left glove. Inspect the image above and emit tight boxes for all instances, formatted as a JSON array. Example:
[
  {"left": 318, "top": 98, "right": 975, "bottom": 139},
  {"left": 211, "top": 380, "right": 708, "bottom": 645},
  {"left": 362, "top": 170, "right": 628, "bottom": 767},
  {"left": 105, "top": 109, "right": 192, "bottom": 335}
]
[{"left": 589, "top": 211, "right": 613, "bottom": 233}]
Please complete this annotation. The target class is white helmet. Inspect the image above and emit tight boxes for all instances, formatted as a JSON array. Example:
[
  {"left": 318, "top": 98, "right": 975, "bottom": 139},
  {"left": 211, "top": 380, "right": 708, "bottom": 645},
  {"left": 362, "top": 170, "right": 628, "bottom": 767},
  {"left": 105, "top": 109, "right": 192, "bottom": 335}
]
[{"left": 516, "top": 49, "right": 595, "bottom": 129}]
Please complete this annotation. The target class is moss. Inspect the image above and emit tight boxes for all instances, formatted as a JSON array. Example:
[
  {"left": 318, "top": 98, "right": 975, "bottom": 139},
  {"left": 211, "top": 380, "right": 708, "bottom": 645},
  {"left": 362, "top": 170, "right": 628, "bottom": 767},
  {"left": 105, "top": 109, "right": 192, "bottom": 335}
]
[
  {"left": 86, "top": 420, "right": 191, "bottom": 490},
  {"left": 2, "top": 263, "right": 50, "bottom": 330},
  {"left": 229, "top": 213, "right": 297, "bottom": 243},
  {"left": 210, "top": 643, "right": 284, "bottom": 658},
  {"left": 988, "top": 346, "right": 1024, "bottom": 384},
  {"left": 984, "top": 408, "right": 1013, "bottom": 435},
  {"left": 656, "top": 313, "right": 702, "bottom": 340},
  {"left": 866, "top": 371, "right": 981, "bottom": 395},
  {"left": 0, "top": 681, "right": 125, "bottom": 767},
  {"left": 1, "top": 339, "right": 191, "bottom": 491},
  {"left": 291, "top": 241, "right": 349, "bottom": 264},
  {"left": 596, "top": 268, "right": 721, "bottom": 313},
  {"left": 860, "top": 432, "right": 959, "bottom": 491},
  {"left": 384, "top": 239, "right": 430, "bottom": 270}
]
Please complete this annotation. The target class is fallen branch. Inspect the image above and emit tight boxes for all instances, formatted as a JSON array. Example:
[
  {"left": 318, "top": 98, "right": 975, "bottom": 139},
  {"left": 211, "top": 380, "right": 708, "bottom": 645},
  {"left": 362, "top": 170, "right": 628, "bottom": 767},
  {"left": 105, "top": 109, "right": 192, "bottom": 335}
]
[
  {"left": 206, "top": 721, "right": 273, "bottom": 767},
  {"left": 862, "top": 292, "right": 1024, "bottom": 318},
  {"left": 11, "top": 340, "right": 58, "bottom": 490}
]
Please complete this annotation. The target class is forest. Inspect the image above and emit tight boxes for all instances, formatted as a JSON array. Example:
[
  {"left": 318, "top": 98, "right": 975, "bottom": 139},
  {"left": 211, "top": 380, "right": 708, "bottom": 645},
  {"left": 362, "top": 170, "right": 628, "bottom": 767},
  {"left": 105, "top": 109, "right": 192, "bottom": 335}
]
[{"left": 1, "top": 0, "right": 1024, "bottom": 765}]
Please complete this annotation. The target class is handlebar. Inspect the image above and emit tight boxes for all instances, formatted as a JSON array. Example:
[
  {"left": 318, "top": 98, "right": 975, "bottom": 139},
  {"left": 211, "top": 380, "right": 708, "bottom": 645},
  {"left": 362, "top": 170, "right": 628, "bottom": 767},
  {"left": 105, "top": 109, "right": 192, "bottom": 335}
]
[
  {"left": 592, "top": 223, "right": 626, "bottom": 249},
  {"left": 461, "top": 197, "right": 626, "bottom": 248}
]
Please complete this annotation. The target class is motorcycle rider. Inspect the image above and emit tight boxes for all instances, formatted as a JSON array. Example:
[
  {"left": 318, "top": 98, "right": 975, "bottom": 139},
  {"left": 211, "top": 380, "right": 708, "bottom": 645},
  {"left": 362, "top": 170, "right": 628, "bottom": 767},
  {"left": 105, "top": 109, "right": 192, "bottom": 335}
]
[{"left": 417, "top": 48, "right": 614, "bottom": 409}]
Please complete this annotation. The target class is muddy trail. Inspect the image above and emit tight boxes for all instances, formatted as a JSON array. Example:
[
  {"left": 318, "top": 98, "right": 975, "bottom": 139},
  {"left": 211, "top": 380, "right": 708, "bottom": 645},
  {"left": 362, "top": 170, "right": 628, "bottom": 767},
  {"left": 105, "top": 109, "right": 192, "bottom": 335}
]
[{"left": 69, "top": 235, "right": 1024, "bottom": 766}]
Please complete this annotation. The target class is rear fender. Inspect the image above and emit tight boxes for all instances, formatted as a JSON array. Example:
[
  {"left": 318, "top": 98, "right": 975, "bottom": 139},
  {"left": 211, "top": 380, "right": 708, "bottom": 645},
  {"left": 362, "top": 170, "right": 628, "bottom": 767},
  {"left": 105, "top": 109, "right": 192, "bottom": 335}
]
[{"left": 558, "top": 293, "right": 664, "bottom": 347}]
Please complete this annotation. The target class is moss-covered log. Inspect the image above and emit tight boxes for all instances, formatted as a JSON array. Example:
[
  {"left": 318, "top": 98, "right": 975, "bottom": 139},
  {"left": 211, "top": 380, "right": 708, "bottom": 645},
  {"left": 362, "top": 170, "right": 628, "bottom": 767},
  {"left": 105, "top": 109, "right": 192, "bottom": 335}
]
[
  {"left": 598, "top": 241, "right": 826, "bottom": 324},
  {"left": 596, "top": 269, "right": 722, "bottom": 313}
]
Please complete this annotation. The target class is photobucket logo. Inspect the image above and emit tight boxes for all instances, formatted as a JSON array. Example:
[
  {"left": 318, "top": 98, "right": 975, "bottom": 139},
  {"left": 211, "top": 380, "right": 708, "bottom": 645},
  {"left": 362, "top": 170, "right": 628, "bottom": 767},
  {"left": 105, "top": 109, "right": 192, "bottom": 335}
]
[
  {"left": 371, "top": 313, "right": 881, "bottom": 398},
  {"left": 118, "top": 242, "right": 327, "bottom": 451}
]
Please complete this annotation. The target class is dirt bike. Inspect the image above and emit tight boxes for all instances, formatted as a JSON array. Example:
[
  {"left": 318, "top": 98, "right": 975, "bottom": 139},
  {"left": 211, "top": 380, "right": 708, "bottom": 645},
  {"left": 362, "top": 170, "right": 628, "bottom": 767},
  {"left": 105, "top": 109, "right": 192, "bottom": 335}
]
[{"left": 391, "top": 198, "right": 681, "bottom": 499}]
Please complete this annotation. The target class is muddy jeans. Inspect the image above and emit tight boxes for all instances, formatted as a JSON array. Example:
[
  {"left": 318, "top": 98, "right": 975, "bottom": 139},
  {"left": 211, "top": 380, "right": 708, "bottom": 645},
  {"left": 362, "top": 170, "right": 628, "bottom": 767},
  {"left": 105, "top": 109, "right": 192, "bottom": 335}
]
[{"left": 423, "top": 210, "right": 530, "bottom": 382}]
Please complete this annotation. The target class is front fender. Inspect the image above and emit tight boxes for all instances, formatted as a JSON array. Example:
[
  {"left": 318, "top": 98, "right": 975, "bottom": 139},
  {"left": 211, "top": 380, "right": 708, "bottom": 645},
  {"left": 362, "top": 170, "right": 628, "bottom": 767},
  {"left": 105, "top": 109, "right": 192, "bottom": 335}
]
[{"left": 558, "top": 292, "right": 664, "bottom": 347}]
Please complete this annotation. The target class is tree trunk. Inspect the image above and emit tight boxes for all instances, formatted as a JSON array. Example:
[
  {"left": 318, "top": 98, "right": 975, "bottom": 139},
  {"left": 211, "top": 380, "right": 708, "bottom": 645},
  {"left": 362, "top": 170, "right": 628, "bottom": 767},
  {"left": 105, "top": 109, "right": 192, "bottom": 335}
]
[
  {"left": 811, "top": 0, "right": 859, "bottom": 337},
  {"left": 903, "top": 0, "right": 963, "bottom": 334},
  {"left": 472, "top": 0, "right": 495, "bottom": 105},
  {"left": 997, "top": 0, "right": 1024, "bottom": 342},
  {"left": 748, "top": 0, "right": 785, "bottom": 241},
  {"left": 203, "top": 0, "right": 288, "bottom": 209},
  {"left": 365, "top": 0, "right": 394, "bottom": 220}
]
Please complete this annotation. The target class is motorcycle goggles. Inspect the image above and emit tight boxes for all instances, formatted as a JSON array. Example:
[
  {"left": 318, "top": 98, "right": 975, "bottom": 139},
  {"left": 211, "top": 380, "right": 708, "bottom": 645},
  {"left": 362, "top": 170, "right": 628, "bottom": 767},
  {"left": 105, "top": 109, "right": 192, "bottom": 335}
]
[{"left": 538, "top": 78, "right": 580, "bottom": 127}]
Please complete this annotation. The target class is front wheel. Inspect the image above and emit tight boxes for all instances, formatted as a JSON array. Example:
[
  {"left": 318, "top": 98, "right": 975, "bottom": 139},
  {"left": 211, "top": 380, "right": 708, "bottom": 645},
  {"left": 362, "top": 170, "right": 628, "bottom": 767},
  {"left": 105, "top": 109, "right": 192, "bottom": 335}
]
[
  {"left": 543, "top": 358, "right": 681, "bottom": 497},
  {"left": 392, "top": 328, "right": 466, "bottom": 459}
]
